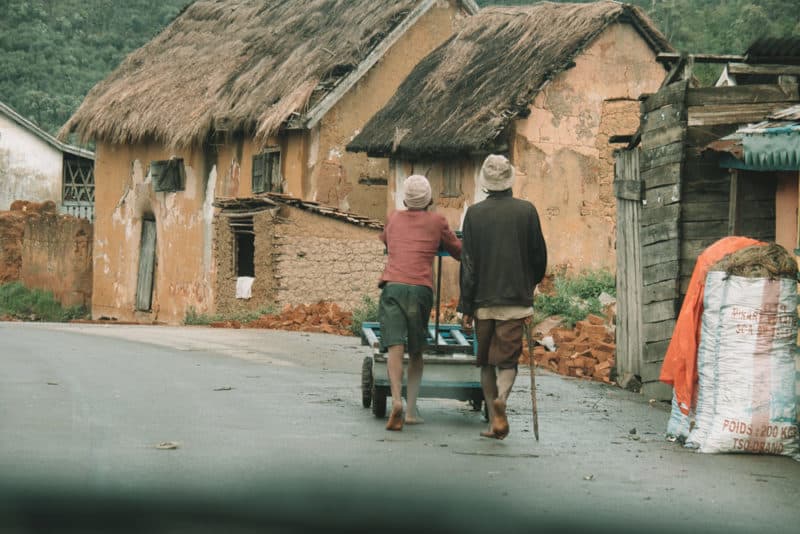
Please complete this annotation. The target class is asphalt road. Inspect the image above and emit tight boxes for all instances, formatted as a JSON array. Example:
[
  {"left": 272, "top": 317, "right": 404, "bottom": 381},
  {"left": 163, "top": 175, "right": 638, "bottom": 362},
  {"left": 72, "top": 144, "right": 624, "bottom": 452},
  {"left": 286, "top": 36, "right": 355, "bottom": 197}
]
[{"left": 1, "top": 322, "right": 799, "bottom": 533}]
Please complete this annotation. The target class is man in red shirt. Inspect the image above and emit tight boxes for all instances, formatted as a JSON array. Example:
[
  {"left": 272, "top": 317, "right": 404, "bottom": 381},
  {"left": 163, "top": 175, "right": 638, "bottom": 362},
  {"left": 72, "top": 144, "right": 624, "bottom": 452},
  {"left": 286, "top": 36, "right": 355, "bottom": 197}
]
[{"left": 379, "top": 175, "right": 461, "bottom": 431}]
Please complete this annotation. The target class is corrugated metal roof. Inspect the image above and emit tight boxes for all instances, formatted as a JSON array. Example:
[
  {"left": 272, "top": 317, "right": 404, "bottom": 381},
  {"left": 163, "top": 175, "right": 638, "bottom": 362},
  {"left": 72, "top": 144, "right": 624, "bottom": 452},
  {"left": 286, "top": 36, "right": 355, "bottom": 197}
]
[{"left": 707, "top": 104, "right": 800, "bottom": 170}]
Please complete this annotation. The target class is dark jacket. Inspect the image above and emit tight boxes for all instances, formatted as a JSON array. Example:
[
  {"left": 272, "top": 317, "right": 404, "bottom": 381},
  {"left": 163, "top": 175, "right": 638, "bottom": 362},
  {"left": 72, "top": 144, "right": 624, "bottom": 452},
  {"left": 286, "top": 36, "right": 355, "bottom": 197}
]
[{"left": 458, "top": 190, "right": 547, "bottom": 316}]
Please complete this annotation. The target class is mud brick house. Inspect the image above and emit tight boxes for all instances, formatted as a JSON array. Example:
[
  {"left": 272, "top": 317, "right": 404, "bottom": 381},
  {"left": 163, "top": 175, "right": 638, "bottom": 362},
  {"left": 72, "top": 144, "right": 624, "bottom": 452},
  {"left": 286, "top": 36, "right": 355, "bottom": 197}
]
[
  {"left": 213, "top": 193, "right": 385, "bottom": 316},
  {"left": 613, "top": 37, "right": 800, "bottom": 399},
  {"left": 347, "top": 1, "right": 672, "bottom": 302},
  {"left": 60, "top": 0, "right": 478, "bottom": 324},
  {"left": 1, "top": 101, "right": 94, "bottom": 219}
]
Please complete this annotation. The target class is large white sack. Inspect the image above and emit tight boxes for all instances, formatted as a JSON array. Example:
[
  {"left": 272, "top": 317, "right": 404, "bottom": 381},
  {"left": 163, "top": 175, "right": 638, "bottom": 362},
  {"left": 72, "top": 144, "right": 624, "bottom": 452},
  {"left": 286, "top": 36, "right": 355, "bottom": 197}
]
[{"left": 686, "top": 271, "right": 798, "bottom": 457}]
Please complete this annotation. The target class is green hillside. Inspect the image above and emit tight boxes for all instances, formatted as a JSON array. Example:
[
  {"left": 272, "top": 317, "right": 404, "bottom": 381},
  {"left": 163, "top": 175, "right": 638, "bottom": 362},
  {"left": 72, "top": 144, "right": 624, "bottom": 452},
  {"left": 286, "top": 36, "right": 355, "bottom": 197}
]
[{"left": 1, "top": 0, "right": 797, "bottom": 138}]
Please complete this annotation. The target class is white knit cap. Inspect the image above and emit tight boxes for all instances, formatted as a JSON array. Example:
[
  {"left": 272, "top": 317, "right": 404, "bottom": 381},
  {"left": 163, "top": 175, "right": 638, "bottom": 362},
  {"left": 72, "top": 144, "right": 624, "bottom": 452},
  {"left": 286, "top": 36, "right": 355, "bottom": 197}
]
[
  {"left": 403, "top": 174, "right": 432, "bottom": 209},
  {"left": 479, "top": 154, "right": 515, "bottom": 191}
]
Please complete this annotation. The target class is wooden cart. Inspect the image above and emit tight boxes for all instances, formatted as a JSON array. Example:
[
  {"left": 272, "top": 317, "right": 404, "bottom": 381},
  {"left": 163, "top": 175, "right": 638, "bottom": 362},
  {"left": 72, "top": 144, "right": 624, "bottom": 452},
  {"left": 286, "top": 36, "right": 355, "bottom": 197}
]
[{"left": 359, "top": 242, "right": 485, "bottom": 418}]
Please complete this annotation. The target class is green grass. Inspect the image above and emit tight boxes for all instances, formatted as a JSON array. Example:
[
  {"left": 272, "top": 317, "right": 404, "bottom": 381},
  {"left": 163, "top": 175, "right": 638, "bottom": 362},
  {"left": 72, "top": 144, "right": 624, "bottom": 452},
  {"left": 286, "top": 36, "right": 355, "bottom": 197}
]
[
  {"left": 184, "top": 305, "right": 277, "bottom": 326},
  {"left": 0, "top": 282, "right": 88, "bottom": 322},
  {"left": 350, "top": 295, "right": 379, "bottom": 336},
  {"left": 534, "top": 270, "right": 615, "bottom": 328}
]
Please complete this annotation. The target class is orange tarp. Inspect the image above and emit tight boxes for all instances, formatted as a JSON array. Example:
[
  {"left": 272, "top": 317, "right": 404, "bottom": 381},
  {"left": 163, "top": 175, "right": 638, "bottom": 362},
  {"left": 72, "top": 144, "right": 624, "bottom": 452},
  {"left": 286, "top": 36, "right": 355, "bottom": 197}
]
[{"left": 659, "top": 236, "right": 764, "bottom": 415}]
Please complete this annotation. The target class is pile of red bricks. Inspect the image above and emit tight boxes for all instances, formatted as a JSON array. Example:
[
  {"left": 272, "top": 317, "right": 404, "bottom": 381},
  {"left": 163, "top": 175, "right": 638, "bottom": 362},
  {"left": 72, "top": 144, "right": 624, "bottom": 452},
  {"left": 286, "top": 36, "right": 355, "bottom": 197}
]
[
  {"left": 521, "top": 314, "right": 616, "bottom": 384},
  {"left": 233, "top": 301, "right": 354, "bottom": 336}
]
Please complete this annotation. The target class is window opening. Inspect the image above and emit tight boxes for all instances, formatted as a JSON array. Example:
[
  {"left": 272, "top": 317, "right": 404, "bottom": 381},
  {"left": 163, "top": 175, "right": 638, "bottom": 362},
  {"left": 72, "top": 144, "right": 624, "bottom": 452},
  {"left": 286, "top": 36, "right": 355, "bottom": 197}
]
[
  {"left": 63, "top": 155, "right": 95, "bottom": 202},
  {"left": 230, "top": 216, "right": 255, "bottom": 277}
]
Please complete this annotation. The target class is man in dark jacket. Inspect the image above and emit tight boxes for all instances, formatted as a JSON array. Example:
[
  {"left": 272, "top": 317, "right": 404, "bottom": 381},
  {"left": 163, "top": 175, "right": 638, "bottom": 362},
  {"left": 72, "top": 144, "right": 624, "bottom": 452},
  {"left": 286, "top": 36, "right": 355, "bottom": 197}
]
[{"left": 459, "top": 154, "right": 547, "bottom": 439}]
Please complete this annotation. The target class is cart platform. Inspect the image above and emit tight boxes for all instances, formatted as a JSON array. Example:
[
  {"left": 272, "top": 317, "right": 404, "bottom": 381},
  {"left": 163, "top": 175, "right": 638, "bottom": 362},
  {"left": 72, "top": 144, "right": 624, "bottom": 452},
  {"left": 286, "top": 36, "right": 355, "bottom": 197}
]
[{"left": 360, "top": 321, "right": 484, "bottom": 418}]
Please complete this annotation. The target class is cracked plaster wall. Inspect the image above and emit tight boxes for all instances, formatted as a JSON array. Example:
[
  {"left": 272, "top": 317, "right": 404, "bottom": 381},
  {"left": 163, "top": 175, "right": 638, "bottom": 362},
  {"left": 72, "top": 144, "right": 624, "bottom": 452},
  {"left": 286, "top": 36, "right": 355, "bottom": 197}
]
[
  {"left": 512, "top": 22, "right": 665, "bottom": 274},
  {"left": 92, "top": 142, "right": 215, "bottom": 324}
]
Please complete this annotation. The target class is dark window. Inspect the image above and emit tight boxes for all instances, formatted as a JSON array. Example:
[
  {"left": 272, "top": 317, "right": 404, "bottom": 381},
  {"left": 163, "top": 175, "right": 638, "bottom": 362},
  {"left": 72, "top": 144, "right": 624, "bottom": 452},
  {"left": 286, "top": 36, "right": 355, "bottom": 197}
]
[
  {"left": 136, "top": 218, "right": 157, "bottom": 311},
  {"left": 441, "top": 165, "right": 461, "bottom": 198},
  {"left": 230, "top": 216, "right": 255, "bottom": 277},
  {"left": 150, "top": 158, "right": 186, "bottom": 192},
  {"left": 252, "top": 150, "right": 281, "bottom": 194}
]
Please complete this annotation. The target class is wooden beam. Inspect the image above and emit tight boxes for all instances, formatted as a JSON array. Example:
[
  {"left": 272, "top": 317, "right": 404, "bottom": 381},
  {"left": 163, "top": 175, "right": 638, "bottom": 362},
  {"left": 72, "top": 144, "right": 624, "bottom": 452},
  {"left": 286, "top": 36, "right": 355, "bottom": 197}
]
[
  {"left": 728, "top": 169, "right": 740, "bottom": 236},
  {"left": 686, "top": 84, "right": 799, "bottom": 106},
  {"left": 657, "top": 52, "right": 745, "bottom": 64},
  {"left": 687, "top": 102, "right": 795, "bottom": 127},
  {"left": 727, "top": 63, "right": 800, "bottom": 77},
  {"left": 642, "top": 80, "right": 688, "bottom": 113}
]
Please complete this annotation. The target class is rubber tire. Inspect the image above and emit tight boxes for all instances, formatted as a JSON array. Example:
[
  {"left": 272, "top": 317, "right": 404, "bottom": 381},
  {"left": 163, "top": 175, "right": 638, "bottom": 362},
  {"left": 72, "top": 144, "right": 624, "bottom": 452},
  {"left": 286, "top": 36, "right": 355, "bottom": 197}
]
[
  {"left": 361, "top": 356, "right": 373, "bottom": 408},
  {"left": 372, "top": 386, "right": 387, "bottom": 418}
]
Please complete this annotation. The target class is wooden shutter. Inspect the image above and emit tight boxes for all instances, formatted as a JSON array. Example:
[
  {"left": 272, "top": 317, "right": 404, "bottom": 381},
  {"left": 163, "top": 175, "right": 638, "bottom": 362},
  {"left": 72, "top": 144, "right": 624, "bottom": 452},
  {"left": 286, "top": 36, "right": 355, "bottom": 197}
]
[
  {"left": 136, "top": 219, "right": 157, "bottom": 311},
  {"left": 268, "top": 151, "right": 282, "bottom": 192},
  {"left": 252, "top": 154, "right": 267, "bottom": 193}
]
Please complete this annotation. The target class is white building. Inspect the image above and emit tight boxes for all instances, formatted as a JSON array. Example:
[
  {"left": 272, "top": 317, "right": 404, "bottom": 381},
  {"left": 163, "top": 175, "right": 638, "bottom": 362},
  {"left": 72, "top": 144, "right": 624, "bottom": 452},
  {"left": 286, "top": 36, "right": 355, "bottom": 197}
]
[{"left": 0, "top": 101, "right": 94, "bottom": 219}]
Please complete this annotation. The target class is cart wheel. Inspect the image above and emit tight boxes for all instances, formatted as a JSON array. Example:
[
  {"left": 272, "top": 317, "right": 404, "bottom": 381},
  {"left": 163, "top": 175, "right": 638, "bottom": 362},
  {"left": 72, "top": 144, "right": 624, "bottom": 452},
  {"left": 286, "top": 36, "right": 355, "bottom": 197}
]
[
  {"left": 361, "top": 356, "right": 373, "bottom": 408},
  {"left": 372, "top": 385, "right": 387, "bottom": 418},
  {"left": 469, "top": 398, "right": 482, "bottom": 412}
]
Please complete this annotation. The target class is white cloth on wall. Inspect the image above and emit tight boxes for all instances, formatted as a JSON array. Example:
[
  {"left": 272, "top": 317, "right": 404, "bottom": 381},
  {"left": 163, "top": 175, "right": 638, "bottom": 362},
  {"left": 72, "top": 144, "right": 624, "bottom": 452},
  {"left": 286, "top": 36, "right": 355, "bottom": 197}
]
[{"left": 236, "top": 276, "right": 255, "bottom": 299}]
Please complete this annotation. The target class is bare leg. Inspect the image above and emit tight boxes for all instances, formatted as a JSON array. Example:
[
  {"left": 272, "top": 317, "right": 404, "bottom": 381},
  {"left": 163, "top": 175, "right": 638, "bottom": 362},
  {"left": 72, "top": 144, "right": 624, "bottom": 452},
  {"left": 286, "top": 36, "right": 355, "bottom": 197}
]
[
  {"left": 405, "top": 352, "right": 424, "bottom": 424},
  {"left": 491, "top": 368, "right": 517, "bottom": 439},
  {"left": 480, "top": 366, "right": 499, "bottom": 438},
  {"left": 386, "top": 345, "right": 405, "bottom": 431}
]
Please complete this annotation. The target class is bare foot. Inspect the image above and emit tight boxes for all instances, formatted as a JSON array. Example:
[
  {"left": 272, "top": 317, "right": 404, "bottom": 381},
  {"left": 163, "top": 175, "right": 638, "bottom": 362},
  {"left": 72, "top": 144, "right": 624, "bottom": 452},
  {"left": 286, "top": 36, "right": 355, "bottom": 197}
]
[
  {"left": 405, "top": 415, "right": 425, "bottom": 425},
  {"left": 491, "top": 399, "right": 509, "bottom": 439},
  {"left": 480, "top": 430, "right": 500, "bottom": 439},
  {"left": 386, "top": 403, "right": 404, "bottom": 431}
]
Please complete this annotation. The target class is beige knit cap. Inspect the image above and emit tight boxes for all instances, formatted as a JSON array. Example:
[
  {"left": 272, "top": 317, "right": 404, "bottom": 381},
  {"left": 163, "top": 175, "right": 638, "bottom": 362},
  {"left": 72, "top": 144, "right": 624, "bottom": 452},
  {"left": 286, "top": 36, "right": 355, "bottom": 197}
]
[
  {"left": 403, "top": 174, "right": 432, "bottom": 209},
  {"left": 479, "top": 154, "right": 515, "bottom": 191}
]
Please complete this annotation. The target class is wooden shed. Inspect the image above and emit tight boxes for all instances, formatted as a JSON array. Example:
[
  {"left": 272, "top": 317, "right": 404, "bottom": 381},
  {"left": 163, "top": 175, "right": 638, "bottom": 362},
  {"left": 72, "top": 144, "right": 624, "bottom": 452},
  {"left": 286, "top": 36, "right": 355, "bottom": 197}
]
[{"left": 614, "top": 43, "right": 800, "bottom": 398}]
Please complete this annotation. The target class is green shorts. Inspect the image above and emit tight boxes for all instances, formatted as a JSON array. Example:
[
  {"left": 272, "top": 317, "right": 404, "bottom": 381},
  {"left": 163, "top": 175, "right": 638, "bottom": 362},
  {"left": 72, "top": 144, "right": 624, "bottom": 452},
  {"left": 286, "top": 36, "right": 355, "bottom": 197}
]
[{"left": 378, "top": 283, "right": 433, "bottom": 354}]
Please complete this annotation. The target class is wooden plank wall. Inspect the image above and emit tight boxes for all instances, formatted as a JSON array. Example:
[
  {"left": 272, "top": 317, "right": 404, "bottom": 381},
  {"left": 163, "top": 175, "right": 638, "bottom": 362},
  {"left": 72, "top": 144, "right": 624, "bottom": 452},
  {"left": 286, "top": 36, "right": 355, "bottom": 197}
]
[
  {"left": 635, "top": 80, "right": 688, "bottom": 385},
  {"left": 680, "top": 84, "right": 797, "bottom": 295}
]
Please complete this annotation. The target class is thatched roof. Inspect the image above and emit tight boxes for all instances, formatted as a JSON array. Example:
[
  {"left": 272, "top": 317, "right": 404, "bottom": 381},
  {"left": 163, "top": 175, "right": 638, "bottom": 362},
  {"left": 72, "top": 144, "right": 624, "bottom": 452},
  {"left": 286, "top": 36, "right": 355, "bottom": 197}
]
[
  {"left": 60, "top": 0, "right": 478, "bottom": 148},
  {"left": 348, "top": 1, "right": 672, "bottom": 159}
]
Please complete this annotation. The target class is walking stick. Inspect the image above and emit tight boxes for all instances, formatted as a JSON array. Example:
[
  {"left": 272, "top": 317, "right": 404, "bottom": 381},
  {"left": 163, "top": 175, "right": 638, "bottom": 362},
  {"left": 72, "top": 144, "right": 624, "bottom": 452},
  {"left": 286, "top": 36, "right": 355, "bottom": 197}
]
[{"left": 525, "top": 321, "right": 539, "bottom": 441}]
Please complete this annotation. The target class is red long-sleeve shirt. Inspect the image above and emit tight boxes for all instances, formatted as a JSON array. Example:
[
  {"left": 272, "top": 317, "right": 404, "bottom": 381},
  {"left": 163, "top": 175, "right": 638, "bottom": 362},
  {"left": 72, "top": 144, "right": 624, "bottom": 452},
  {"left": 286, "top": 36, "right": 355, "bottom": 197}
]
[{"left": 379, "top": 210, "right": 461, "bottom": 289}]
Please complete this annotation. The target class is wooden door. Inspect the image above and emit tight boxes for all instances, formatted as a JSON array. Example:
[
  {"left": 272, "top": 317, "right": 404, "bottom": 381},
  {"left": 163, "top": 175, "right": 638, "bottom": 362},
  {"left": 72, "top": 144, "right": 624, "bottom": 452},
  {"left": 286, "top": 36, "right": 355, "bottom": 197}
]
[
  {"left": 136, "top": 219, "right": 157, "bottom": 311},
  {"left": 613, "top": 149, "right": 643, "bottom": 378}
]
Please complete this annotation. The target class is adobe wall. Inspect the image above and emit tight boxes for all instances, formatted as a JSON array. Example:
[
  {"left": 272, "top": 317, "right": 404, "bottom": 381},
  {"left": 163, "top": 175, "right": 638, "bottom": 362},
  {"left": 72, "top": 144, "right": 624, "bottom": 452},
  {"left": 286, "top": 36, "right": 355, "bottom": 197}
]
[
  {"left": 21, "top": 211, "right": 92, "bottom": 308},
  {"left": 271, "top": 207, "right": 383, "bottom": 310},
  {"left": 213, "top": 208, "right": 277, "bottom": 315},
  {"left": 513, "top": 23, "right": 666, "bottom": 274},
  {"left": 0, "top": 210, "right": 25, "bottom": 283},
  {"left": 311, "top": 0, "right": 471, "bottom": 222},
  {"left": 92, "top": 142, "right": 216, "bottom": 324}
]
